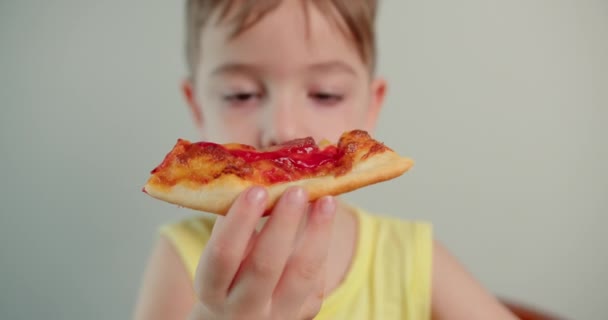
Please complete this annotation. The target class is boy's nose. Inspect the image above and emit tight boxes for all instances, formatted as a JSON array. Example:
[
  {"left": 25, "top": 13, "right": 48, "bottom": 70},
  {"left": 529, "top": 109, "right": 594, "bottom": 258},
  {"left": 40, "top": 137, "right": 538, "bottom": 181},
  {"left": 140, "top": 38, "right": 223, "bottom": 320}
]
[{"left": 260, "top": 103, "right": 299, "bottom": 147}]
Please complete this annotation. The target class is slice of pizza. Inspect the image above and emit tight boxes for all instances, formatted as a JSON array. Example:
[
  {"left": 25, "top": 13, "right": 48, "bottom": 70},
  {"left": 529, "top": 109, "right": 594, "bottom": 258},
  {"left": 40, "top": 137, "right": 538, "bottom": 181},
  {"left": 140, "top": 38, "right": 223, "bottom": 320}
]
[{"left": 142, "top": 129, "right": 414, "bottom": 215}]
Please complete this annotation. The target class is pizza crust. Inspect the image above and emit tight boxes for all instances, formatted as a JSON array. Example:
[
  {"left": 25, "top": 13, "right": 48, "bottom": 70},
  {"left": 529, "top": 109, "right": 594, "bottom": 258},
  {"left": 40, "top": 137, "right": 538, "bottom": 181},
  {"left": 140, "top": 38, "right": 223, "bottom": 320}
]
[{"left": 143, "top": 150, "right": 413, "bottom": 215}]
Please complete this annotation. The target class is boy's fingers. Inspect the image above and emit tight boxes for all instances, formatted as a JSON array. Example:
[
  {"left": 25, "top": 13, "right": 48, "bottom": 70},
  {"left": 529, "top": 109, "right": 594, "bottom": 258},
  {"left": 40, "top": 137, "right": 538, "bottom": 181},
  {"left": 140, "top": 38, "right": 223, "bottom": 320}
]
[
  {"left": 229, "top": 187, "right": 309, "bottom": 308},
  {"left": 296, "top": 261, "right": 327, "bottom": 320},
  {"left": 272, "top": 196, "right": 336, "bottom": 314},
  {"left": 194, "top": 186, "right": 267, "bottom": 305}
]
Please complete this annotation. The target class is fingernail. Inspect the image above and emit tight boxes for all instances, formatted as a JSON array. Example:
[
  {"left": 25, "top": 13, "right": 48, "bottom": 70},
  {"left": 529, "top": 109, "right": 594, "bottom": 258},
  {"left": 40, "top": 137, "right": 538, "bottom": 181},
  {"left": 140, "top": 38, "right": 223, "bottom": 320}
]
[
  {"left": 319, "top": 196, "right": 336, "bottom": 216},
  {"left": 246, "top": 186, "right": 266, "bottom": 204},
  {"left": 286, "top": 187, "right": 306, "bottom": 203}
]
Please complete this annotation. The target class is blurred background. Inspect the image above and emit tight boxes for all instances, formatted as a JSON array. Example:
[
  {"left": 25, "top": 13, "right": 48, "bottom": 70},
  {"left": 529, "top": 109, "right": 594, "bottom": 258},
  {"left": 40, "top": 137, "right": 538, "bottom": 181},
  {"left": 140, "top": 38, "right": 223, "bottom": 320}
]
[{"left": 1, "top": 0, "right": 606, "bottom": 319}]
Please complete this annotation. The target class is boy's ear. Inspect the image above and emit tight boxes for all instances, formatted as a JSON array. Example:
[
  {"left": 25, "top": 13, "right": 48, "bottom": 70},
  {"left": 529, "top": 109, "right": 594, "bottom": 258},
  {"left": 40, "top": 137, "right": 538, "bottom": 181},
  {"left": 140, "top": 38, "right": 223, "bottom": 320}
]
[
  {"left": 181, "top": 79, "right": 205, "bottom": 132},
  {"left": 364, "top": 77, "right": 387, "bottom": 134}
]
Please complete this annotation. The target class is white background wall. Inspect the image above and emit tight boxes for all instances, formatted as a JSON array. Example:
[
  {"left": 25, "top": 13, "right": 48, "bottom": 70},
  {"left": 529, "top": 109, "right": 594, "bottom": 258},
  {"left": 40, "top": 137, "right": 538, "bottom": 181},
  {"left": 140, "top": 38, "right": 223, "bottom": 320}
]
[{"left": 1, "top": 1, "right": 606, "bottom": 319}]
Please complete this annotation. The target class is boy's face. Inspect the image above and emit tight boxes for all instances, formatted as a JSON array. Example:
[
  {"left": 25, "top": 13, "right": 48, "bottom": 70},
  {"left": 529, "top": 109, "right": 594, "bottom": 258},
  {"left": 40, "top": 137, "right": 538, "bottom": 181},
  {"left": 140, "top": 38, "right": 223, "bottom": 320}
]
[{"left": 184, "top": 1, "right": 386, "bottom": 147}]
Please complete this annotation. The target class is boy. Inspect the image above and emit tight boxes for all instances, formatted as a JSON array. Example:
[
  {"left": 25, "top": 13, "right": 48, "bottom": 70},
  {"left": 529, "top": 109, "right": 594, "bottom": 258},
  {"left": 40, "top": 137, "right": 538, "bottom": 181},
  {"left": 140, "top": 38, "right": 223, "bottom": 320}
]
[{"left": 134, "top": 1, "right": 518, "bottom": 319}]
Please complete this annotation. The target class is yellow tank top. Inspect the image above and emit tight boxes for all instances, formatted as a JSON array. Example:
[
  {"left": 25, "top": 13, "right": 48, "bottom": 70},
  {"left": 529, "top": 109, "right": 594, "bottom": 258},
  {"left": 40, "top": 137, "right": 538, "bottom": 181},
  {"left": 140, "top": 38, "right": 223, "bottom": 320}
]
[{"left": 160, "top": 208, "right": 432, "bottom": 320}]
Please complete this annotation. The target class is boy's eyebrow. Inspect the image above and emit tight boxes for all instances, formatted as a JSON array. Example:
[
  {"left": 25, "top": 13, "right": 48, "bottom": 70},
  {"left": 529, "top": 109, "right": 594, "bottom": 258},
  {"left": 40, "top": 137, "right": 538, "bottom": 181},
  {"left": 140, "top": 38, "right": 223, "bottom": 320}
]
[
  {"left": 210, "top": 61, "right": 357, "bottom": 77},
  {"left": 211, "top": 63, "right": 259, "bottom": 77},
  {"left": 308, "top": 61, "right": 357, "bottom": 76}
]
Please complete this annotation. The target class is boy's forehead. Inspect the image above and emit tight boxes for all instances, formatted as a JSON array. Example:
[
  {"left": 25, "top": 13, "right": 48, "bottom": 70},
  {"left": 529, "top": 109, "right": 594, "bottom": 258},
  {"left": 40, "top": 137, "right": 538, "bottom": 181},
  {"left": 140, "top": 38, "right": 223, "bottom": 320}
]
[
  {"left": 197, "top": 1, "right": 365, "bottom": 75},
  {"left": 205, "top": 0, "right": 344, "bottom": 38}
]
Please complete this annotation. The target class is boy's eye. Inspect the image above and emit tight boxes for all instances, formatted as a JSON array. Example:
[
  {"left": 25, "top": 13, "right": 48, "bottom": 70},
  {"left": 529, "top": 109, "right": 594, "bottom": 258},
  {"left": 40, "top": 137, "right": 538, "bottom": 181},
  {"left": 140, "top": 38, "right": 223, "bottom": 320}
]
[
  {"left": 310, "top": 92, "right": 344, "bottom": 106},
  {"left": 222, "top": 92, "right": 262, "bottom": 106},
  {"left": 223, "top": 92, "right": 260, "bottom": 101}
]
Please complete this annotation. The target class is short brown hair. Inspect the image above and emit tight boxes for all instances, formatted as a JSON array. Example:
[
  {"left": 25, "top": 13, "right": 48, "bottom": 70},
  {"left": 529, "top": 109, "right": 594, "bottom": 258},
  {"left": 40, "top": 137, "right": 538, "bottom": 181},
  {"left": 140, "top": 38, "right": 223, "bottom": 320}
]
[{"left": 184, "top": 0, "right": 378, "bottom": 77}]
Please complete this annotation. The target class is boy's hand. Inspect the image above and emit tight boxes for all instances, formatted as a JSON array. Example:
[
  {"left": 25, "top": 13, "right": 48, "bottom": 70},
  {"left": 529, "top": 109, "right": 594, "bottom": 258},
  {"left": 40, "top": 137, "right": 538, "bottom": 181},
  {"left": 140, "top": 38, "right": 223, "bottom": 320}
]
[{"left": 189, "top": 186, "right": 337, "bottom": 320}]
